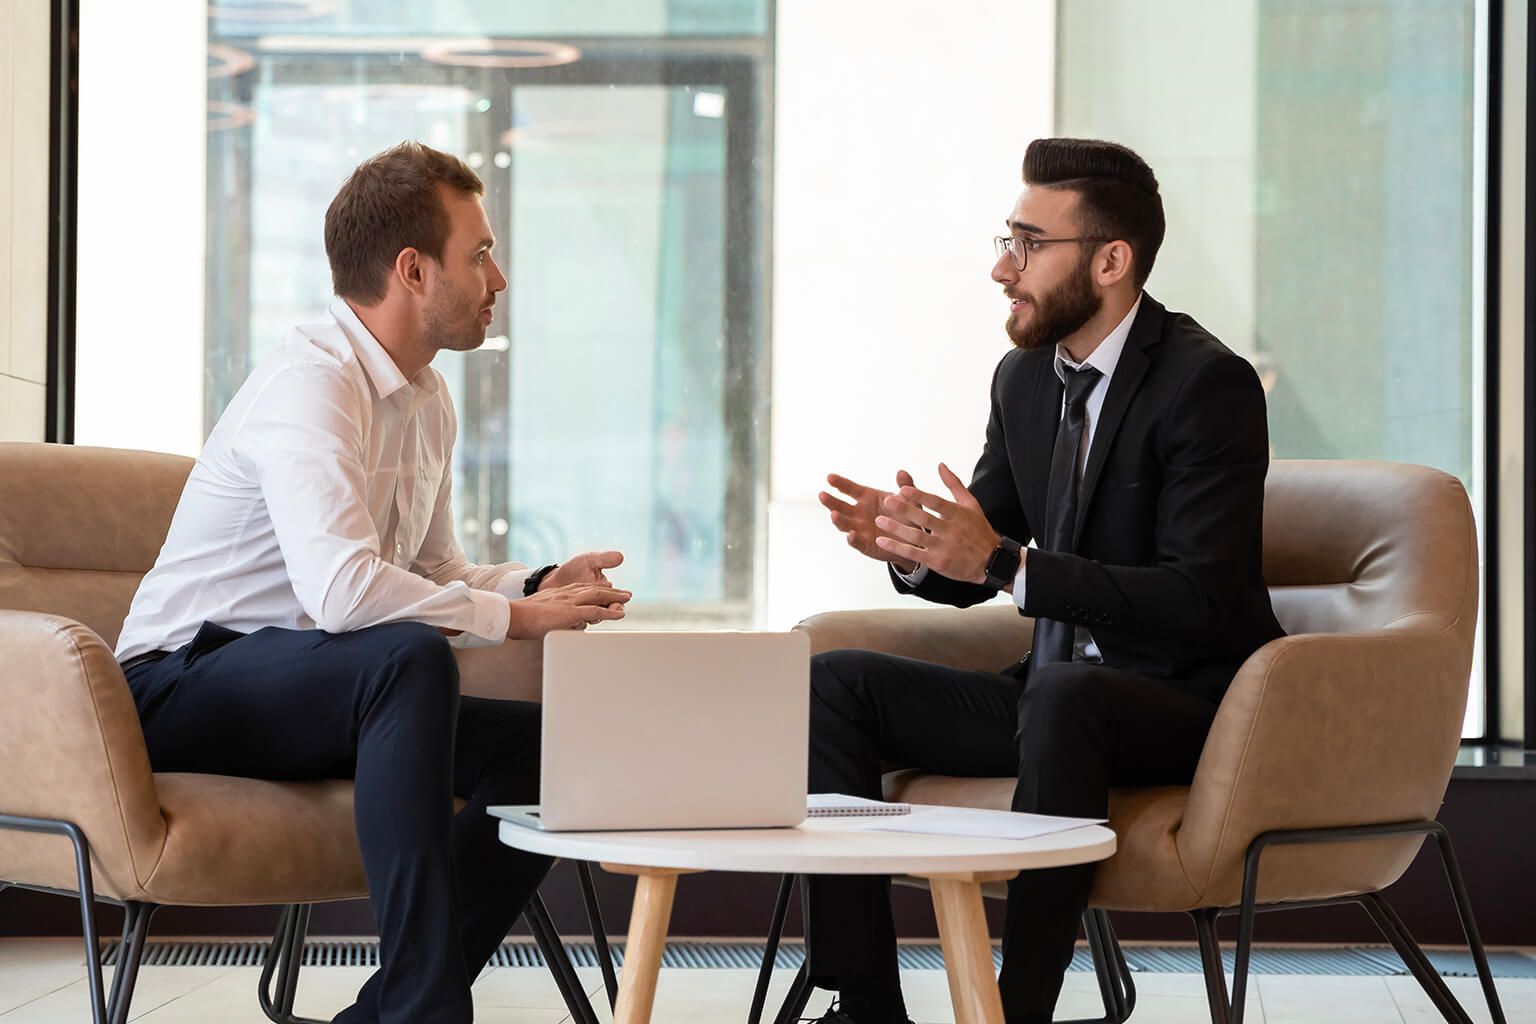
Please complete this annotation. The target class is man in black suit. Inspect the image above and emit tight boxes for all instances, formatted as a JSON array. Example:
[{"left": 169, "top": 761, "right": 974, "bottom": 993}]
[{"left": 805, "top": 138, "right": 1285, "bottom": 1024}]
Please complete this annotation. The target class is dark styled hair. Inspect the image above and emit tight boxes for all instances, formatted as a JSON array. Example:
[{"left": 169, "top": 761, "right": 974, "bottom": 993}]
[
  {"left": 324, "top": 141, "right": 485, "bottom": 304},
  {"left": 1022, "top": 138, "right": 1164, "bottom": 288}
]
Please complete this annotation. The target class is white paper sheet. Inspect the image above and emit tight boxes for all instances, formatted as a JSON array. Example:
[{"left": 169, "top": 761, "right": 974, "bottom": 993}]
[{"left": 857, "top": 805, "right": 1105, "bottom": 841}]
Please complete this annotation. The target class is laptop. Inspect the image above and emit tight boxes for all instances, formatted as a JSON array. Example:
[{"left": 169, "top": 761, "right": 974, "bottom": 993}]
[{"left": 496, "top": 630, "right": 811, "bottom": 832}]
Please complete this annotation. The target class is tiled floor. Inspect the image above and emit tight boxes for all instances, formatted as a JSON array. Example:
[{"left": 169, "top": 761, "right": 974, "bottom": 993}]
[{"left": 1, "top": 938, "right": 1532, "bottom": 1022}]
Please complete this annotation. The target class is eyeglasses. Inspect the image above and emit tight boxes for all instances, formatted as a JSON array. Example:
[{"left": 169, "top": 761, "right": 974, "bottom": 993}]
[{"left": 993, "top": 235, "right": 1111, "bottom": 271}]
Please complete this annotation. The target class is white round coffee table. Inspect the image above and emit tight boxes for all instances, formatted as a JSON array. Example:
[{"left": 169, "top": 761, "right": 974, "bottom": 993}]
[{"left": 493, "top": 810, "right": 1116, "bottom": 1024}]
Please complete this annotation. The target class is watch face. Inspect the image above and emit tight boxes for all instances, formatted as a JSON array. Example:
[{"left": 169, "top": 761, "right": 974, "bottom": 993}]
[{"left": 986, "top": 543, "right": 1021, "bottom": 587}]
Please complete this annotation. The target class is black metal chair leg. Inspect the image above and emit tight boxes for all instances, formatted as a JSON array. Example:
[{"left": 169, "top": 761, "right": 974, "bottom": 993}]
[
  {"left": 258, "top": 904, "right": 326, "bottom": 1024},
  {"left": 1360, "top": 893, "right": 1473, "bottom": 1024},
  {"left": 1432, "top": 826, "right": 1509, "bottom": 1024},
  {"left": 772, "top": 962, "right": 815, "bottom": 1024},
  {"left": 1103, "top": 911, "right": 1137, "bottom": 1020},
  {"left": 576, "top": 861, "right": 620, "bottom": 1011},
  {"left": 748, "top": 874, "right": 797, "bottom": 1024},
  {"left": 525, "top": 893, "right": 601, "bottom": 1024},
  {"left": 1084, "top": 909, "right": 1124, "bottom": 1022},
  {"left": 1190, "top": 908, "right": 1232, "bottom": 1024},
  {"left": 105, "top": 902, "right": 156, "bottom": 1024},
  {"left": 0, "top": 816, "right": 110, "bottom": 1024}
]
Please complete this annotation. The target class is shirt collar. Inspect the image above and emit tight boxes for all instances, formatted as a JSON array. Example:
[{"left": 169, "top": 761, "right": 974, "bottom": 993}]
[
  {"left": 1054, "top": 292, "right": 1143, "bottom": 384},
  {"left": 328, "top": 298, "right": 440, "bottom": 403}
]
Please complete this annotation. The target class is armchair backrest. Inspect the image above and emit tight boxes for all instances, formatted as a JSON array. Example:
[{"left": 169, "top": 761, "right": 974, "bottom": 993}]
[
  {"left": 0, "top": 442, "right": 194, "bottom": 647},
  {"left": 0, "top": 443, "right": 192, "bottom": 894},
  {"left": 1262, "top": 460, "right": 1477, "bottom": 641},
  {"left": 1177, "top": 460, "right": 1479, "bottom": 906}
]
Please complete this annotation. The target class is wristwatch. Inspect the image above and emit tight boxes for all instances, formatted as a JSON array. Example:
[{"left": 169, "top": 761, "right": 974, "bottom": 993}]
[
  {"left": 523, "top": 563, "right": 560, "bottom": 596},
  {"left": 983, "top": 537, "right": 1022, "bottom": 591}
]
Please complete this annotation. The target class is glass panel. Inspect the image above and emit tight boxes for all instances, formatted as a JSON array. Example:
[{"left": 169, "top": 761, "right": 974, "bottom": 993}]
[
  {"left": 448, "top": 84, "right": 735, "bottom": 613},
  {"left": 73, "top": 6, "right": 770, "bottom": 626},
  {"left": 1056, "top": 0, "right": 1486, "bottom": 734},
  {"left": 210, "top": 0, "right": 768, "bottom": 39}
]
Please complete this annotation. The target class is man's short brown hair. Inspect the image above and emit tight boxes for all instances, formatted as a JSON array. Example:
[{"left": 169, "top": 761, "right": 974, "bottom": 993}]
[{"left": 324, "top": 141, "right": 485, "bottom": 304}]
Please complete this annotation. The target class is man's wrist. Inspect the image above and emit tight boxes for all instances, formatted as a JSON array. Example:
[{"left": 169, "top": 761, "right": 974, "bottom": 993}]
[
  {"left": 982, "top": 536, "right": 1023, "bottom": 590},
  {"left": 523, "top": 563, "right": 560, "bottom": 596}
]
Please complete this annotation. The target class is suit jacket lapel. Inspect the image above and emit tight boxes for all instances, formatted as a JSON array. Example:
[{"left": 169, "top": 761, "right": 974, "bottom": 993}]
[
  {"left": 1025, "top": 353, "right": 1064, "bottom": 535},
  {"left": 1072, "top": 296, "right": 1164, "bottom": 545}
]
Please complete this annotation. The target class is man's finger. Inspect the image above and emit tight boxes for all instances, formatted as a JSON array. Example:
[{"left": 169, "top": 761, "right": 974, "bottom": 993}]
[
  {"left": 826, "top": 473, "right": 871, "bottom": 501},
  {"left": 583, "top": 549, "right": 624, "bottom": 569},
  {"left": 874, "top": 535, "right": 926, "bottom": 564},
  {"left": 875, "top": 515, "right": 933, "bottom": 549},
  {"left": 576, "top": 586, "right": 631, "bottom": 604},
  {"left": 818, "top": 491, "right": 859, "bottom": 516},
  {"left": 896, "top": 469, "right": 915, "bottom": 489},
  {"left": 882, "top": 494, "right": 939, "bottom": 531},
  {"left": 900, "top": 485, "right": 957, "bottom": 517},
  {"left": 937, "top": 463, "right": 977, "bottom": 506}
]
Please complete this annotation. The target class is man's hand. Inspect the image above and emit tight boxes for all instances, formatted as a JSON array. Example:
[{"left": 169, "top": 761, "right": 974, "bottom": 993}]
[
  {"left": 507, "top": 583, "right": 632, "bottom": 639},
  {"left": 540, "top": 550, "right": 624, "bottom": 591},
  {"left": 873, "top": 463, "right": 1004, "bottom": 587},
  {"left": 819, "top": 471, "right": 920, "bottom": 573}
]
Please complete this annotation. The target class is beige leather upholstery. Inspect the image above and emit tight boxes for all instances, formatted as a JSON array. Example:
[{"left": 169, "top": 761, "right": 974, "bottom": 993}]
[
  {"left": 0, "top": 442, "right": 540, "bottom": 905},
  {"left": 799, "top": 461, "right": 1479, "bottom": 913}
]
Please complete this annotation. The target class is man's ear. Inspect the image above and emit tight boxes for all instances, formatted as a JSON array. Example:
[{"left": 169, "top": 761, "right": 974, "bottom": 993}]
[
  {"left": 395, "top": 247, "right": 429, "bottom": 299},
  {"left": 1095, "top": 240, "right": 1134, "bottom": 288}
]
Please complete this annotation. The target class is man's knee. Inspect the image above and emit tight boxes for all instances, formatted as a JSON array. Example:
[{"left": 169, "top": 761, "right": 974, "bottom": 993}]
[
  {"left": 810, "top": 649, "right": 880, "bottom": 726},
  {"left": 367, "top": 622, "right": 461, "bottom": 708},
  {"left": 1017, "top": 665, "right": 1107, "bottom": 750}
]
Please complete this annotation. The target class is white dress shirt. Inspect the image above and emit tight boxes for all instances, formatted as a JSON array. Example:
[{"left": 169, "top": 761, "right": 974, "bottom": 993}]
[
  {"left": 897, "top": 295, "right": 1143, "bottom": 662},
  {"left": 116, "top": 299, "right": 530, "bottom": 662}
]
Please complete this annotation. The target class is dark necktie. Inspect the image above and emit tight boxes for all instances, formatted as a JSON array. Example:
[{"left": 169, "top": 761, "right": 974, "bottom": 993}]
[{"left": 1029, "top": 363, "right": 1103, "bottom": 675}]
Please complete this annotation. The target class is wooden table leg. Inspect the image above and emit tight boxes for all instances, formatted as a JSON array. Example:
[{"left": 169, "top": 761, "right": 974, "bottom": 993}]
[
  {"left": 919, "top": 870, "right": 1018, "bottom": 1024},
  {"left": 601, "top": 863, "right": 699, "bottom": 1024}
]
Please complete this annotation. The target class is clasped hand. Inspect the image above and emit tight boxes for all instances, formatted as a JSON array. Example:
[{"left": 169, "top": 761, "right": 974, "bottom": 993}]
[
  {"left": 818, "top": 464, "right": 1002, "bottom": 586},
  {"left": 508, "top": 550, "right": 631, "bottom": 639}
]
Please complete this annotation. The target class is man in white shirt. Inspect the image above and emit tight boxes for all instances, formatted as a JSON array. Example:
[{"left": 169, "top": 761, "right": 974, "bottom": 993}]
[{"left": 117, "top": 142, "right": 631, "bottom": 1024}]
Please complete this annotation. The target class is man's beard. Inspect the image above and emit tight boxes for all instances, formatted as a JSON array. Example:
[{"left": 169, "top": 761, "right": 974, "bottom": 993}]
[
  {"left": 423, "top": 278, "right": 487, "bottom": 353},
  {"left": 1005, "top": 254, "right": 1102, "bottom": 351}
]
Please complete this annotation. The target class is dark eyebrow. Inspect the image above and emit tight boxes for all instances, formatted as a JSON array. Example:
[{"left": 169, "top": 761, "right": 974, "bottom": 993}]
[{"left": 1007, "top": 219, "right": 1047, "bottom": 236}]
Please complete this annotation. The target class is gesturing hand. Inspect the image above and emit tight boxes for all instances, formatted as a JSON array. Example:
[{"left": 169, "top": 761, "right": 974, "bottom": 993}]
[
  {"left": 819, "top": 470, "right": 920, "bottom": 573},
  {"left": 507, "top": 583, "right": 632, "bottom": 639},
  {"left": 872, "top": 463, "right": 1004, "bottom": 587},
  {"left": 540, "top": 550, "right": 624, "bottom": 590}
]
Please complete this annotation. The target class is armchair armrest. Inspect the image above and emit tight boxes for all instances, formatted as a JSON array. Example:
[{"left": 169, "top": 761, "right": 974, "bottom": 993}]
[
  {"left": 0, "top": 611, "right": 166, "bottom": 897},
  {"left": 455, "top": 639, "right": 544, "bottom": 702},
  {"left": 795, "top": 604, "right": 1032, "bottom": 673},
  {"left": 1176, "top": 623, "right": 1473, "bottom": 904}
]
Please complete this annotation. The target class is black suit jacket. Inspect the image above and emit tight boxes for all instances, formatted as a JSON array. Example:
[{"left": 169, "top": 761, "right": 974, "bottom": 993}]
[{"left": 895, "top": 294, "right": 1285, "bottom": 702}]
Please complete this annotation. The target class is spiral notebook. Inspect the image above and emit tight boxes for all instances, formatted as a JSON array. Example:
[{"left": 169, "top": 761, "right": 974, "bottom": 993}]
[{"left": 806, "top": 793, "right": 912, "bottom": 818}]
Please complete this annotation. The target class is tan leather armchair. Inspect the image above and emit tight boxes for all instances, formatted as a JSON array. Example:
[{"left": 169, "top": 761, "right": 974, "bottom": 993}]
[
  {"left": 0, "top": 442, "right": 608, "bottom": 1024},
  {"left": 766, "top": 461, "right": 1505, "bottom": 1024}
]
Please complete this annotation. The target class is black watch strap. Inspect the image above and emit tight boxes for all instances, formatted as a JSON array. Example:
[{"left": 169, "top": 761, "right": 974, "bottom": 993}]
[
  {"left": 983, "top": 537, "right": 1022, "bottom": 591},
  {"left": 523, "top": 563, "right": 560, "bottom": 596}
]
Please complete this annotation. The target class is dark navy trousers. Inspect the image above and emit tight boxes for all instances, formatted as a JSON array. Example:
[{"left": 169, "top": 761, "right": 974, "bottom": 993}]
[
  {"left": 804, "top": 650, "right": 1220, "bottom": 1024},
  {"left": 125, "top": 620, "right": 551, "bottom": 1024}
]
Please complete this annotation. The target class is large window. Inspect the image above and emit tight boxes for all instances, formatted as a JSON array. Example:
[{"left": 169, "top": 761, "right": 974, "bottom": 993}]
[
  {"left": 1057, "top": 0, "right": 1490, "bottom": 734},
  {"left": 74, "top": 1, "right": 1496, "bottom": 736},
  {"left": 75, "top": 0, "right": 1049, "bottom": 629}
]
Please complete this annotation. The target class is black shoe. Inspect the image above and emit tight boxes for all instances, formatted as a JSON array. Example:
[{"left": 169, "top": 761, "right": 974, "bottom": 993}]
[{"left": 805, "top": 998, "right": 914, "bottom": 1024}]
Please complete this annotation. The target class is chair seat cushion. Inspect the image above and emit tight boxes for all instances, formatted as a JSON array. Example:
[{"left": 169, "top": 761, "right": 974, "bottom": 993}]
[
  {"left": 133, "top": 774, "right": 465, "bottom": 907},
  {"left": 882, "top": 771, "right": 1201, "bottom": 911}
]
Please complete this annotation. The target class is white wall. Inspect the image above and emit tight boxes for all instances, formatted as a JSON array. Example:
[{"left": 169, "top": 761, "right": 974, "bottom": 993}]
[
  {"left": 0, "top": 0, "right": 50, "bottom": 442},
  {"left": 764, "top": 0, "right": 1056, "bottom": 627},
  {"left": 74, "top": 0, "right": 205, "bottom": 455}
]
